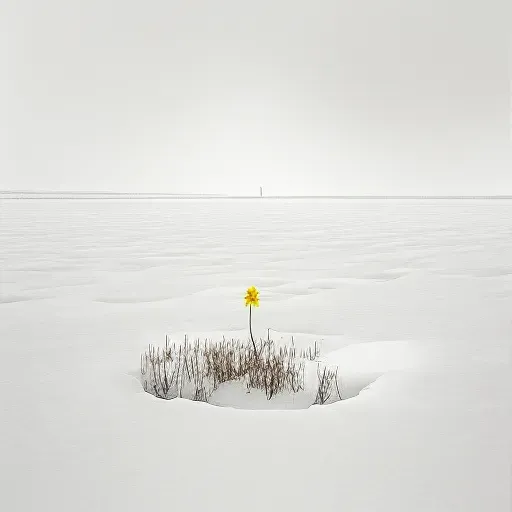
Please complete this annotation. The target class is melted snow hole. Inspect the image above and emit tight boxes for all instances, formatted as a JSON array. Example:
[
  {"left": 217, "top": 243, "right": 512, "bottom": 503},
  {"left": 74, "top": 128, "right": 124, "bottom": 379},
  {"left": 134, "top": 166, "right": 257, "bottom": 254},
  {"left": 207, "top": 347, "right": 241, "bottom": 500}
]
[{"left": 136, "top": 339, "right": 411, "bottom": 410}]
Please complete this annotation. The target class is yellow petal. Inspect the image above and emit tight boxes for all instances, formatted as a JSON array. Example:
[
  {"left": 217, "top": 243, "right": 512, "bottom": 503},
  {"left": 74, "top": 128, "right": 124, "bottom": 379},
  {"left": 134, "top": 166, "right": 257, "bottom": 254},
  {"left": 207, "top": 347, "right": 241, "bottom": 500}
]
[{"left": 244, "top": 286, "right": 260, "bottom": 306}]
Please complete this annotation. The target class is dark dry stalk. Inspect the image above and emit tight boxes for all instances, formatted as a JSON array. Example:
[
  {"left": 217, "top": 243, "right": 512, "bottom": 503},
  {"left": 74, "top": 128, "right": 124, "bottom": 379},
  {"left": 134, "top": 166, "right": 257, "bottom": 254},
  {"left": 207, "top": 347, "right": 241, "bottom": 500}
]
[
  {"left": 249, "top": 304, "right": 258, "bottom": 357},
  {"left": 334, "top": 367, "right": 342, "bottom": 401}
]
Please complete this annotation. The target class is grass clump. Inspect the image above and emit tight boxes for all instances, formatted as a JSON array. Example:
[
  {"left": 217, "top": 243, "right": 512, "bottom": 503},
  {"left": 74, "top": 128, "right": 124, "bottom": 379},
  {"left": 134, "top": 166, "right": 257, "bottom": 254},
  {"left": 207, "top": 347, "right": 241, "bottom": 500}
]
[{"left": 140, "top": 335, "right": 342, "bottom": 406}]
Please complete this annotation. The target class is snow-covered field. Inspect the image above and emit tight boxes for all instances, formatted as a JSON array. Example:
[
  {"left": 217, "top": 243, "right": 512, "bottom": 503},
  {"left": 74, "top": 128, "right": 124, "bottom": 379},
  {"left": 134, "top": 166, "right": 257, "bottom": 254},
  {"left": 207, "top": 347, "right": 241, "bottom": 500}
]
[{"left": 1, "top": 198, "right": 510, "bottom": 511}]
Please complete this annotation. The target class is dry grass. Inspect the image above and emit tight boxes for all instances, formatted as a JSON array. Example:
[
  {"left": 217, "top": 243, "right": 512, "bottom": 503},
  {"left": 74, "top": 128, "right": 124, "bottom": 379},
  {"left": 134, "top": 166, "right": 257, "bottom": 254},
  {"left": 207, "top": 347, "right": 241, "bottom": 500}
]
[
  {"left": 140, "top": 335, "right": 342, "bottom": 405},
  {"left": 314, "top": 365, "right": 342, "bottom": 405}
]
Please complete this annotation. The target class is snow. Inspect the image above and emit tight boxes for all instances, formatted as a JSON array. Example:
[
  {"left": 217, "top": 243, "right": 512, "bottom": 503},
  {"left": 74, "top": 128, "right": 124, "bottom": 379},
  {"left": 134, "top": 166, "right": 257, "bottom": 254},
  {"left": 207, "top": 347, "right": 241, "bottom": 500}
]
[{"left": 0, "top": 198, "right": 510, "bottom": 511}]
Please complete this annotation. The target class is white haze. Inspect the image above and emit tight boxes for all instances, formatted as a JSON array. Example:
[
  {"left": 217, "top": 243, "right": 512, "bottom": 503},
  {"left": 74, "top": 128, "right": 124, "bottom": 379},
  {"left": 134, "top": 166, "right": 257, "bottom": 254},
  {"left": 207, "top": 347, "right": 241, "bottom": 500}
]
[{"left": 3, "top": 0, "right": 511, "bottom": 195}]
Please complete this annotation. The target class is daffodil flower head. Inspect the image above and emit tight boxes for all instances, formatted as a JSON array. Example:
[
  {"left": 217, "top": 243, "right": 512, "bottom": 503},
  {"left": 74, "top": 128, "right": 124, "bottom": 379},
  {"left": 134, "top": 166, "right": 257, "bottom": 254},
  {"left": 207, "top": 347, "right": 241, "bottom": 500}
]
[{"left": 245, "top": 286, "right": 260, "bottom": 307}]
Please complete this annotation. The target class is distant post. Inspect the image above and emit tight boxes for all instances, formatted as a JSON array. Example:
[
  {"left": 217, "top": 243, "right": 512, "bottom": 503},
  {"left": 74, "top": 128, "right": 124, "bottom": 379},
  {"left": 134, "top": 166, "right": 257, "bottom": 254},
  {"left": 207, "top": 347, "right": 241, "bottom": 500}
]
[{"left": 260, "top": 186, "right": 263, "bottom": 197}]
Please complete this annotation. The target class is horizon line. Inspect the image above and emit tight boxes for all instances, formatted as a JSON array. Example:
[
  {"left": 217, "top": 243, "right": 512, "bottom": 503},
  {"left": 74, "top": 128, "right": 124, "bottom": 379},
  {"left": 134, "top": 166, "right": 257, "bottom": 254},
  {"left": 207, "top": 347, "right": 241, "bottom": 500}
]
[{"left": 1, "top": 190, "right": 512, "bottom": 200}]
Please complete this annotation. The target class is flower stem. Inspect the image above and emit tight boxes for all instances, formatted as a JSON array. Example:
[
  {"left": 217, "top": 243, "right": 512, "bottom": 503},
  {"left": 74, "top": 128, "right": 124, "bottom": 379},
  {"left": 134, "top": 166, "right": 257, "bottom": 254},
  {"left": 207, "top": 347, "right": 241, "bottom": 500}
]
[{"left": 249, "top": 304, "right": 257, "bottom": 357}]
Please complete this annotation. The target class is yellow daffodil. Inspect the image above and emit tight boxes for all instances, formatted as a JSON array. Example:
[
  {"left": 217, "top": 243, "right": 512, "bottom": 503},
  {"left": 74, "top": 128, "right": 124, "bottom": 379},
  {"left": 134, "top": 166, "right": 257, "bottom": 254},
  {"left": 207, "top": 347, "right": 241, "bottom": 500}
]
[
  {"left": 245, "top": 286, "right": 260, "bottom": 356},
  {"left": 245, "top": 286, "right": 260, "bottom": 307}
]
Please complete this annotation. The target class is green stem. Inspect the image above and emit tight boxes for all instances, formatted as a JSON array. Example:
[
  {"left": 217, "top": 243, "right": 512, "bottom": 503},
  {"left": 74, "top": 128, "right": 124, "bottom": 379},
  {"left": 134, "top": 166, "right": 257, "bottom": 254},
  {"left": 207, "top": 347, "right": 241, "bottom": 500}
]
[{"left": 249, "top": 304, "right": 257, "bottom": 357}]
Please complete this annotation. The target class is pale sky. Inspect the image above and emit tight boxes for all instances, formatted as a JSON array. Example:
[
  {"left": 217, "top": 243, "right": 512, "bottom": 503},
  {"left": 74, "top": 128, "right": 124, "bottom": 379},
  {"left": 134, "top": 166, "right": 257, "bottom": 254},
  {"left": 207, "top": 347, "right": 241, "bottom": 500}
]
[{"left": 3, "top": 0, "right": 511, "bottom": 195}]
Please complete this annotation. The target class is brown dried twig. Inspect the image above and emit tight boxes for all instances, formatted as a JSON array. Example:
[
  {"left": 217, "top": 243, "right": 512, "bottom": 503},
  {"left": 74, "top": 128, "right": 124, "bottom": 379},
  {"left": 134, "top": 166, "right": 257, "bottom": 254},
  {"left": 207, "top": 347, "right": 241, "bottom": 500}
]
[{"left": 140, "top": 335, "right": 337, "bottom": 405}]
